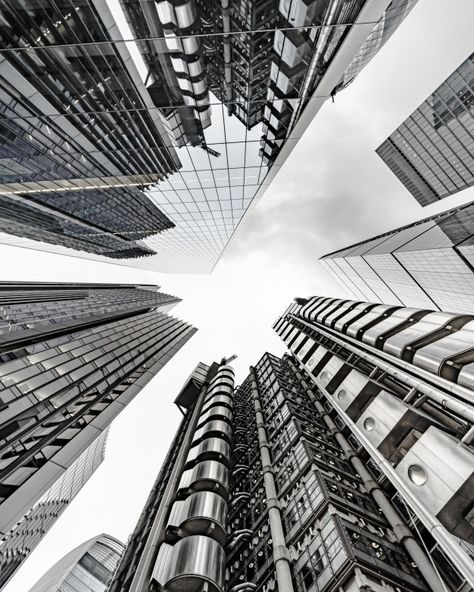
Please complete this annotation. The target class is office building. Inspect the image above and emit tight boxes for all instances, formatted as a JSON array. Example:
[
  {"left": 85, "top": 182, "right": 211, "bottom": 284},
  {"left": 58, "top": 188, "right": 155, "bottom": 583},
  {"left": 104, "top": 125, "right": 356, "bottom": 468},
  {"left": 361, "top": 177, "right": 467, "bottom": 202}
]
[
  {"left": 376, "top": 52, "right": 474, "bottom": 206},
  {"left": 29, "top": 533, "right": 124, "bottom": 592},
  {"left": 0, "top": 0, "right": 417, "bottom": 272},
  {"left": 108, "top": 346, "right": 470, "bottom": 592},
  {"left": 0, "top": 282, "right": 195, "bottom": 587},
  {"left": 274, "top": 296, "right": 474, "bottom": 590},
  {"left": 320, "top": 200, "right": 474, "bottom": 314},
  {"left": 0, "top": 431, "right": 108, "bottom": 588}
]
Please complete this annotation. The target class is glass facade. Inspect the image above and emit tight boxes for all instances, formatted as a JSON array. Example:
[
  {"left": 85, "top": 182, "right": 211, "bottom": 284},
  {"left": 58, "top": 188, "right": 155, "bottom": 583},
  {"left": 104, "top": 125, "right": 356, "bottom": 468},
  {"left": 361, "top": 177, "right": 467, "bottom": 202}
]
[
  {"left": 376, "top": 52, "right": 474, "bottom": 206},
  {"left": 0, "top": 0, "right": 417, "bottom": 272},
  {"left": 320, "top": 200, "right": 474, "bottom": 314},
  {"left": 0, "top": 282, "right": 195, "bottom": 588},
  {"left": 28, "top": 533, "right": 124, "bottom": 592},
  {"left": 0, "top": 430, "right": 108, "bottom": 589}
]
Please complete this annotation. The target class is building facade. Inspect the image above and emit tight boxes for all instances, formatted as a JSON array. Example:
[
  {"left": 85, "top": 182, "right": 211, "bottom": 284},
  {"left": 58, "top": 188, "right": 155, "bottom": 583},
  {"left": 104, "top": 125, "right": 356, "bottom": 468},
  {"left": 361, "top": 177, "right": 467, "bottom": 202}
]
[
  {"left": 108, "top": 347, "right": 471, "bottom": 592},
  {"left": 0, "top": 0, "right": 417, "bottom": 272},
  {"left": 0, "top": 282, "right": 195, "bottom": 588},
  {"left": 29, "top": 533, "right": 124, "bottom": 592},
  {"left": 0, "top": 430, "right": 108, "bottom": 588},
  {"left": 376, "top": 52, "right": 474, "bottom": 206},
  {"left": 320, "top": 200, "right": 474, "bottom": 314},
  {"left": 274, "top": 296, "right": 474, "bottom": 590}
]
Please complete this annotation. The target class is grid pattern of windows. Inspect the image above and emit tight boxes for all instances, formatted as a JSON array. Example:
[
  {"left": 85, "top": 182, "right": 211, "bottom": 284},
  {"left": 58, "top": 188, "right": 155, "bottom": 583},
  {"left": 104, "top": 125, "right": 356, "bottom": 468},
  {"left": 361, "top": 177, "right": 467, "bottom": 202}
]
[
  {"left": 376, "top": 52, "right": 474, "bottom": 206},
  {"left": 0, "top": 0, "right": 416, "bottom": 272},
  {"left": 0, "top": 431, "right": 108, "bottom": 588},
  {"left": 29, "top": 534, "right": 124, "bottom": 592},
  {"left": 320, "top": 201, "right": 474, "bottom": 314}
]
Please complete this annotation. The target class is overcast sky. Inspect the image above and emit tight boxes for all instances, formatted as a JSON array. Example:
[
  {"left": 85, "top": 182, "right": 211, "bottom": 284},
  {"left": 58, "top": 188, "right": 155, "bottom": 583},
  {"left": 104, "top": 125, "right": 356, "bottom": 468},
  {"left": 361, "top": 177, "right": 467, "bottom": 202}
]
[{"left": 3, "top": 0, "right": 474, "bottom": 589}]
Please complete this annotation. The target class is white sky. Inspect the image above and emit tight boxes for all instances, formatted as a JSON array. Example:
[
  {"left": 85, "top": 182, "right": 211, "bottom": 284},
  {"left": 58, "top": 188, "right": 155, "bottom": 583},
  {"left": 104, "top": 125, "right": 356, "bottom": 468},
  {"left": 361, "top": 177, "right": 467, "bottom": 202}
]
[{"left": 3, "top": 0, "right": 474, "bottom": 589}]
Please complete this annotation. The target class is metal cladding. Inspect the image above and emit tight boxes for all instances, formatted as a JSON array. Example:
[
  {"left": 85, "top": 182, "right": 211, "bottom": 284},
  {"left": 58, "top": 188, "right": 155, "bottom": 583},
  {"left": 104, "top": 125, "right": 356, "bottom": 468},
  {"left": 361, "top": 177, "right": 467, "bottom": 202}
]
[
  {"left": 110, "top": 351, "right": 474, "bottom": 591},
  {"left": 152, "top": 365, "right": 234, "bottom": 592},
  {"left": 298, "top": 295, "right": 474, "bottom": 388},
  {"left": 274, "top": 297, "right": 474, "bottom": 583},
  {"left": 0, "top": 282, "right": 195, "bottom": 588}
]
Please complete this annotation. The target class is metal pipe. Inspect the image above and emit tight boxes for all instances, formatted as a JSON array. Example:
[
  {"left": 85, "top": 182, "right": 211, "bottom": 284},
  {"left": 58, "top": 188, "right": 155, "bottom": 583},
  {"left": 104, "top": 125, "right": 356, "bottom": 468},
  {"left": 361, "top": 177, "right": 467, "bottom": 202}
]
[
  {"left": 290, "top": 314, "right": 474, "bottom": 423},
  {"left": 249, "top": 367, "right": 295, "bottom": 592},
  {"left": 125, "top": 377, "right": 213, "bottom": 592},
  {"left": 286, "top": 358, "right": 448, "bottom": 592},
  {"left": 288, "top": 357, "right": 474, "bottom": 589}
]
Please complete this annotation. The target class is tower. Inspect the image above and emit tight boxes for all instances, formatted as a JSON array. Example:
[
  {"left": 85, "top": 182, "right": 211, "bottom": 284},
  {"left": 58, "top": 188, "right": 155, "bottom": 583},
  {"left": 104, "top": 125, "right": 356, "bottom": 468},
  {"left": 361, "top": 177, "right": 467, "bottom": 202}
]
[
  {"left": 320, "top": 200, "right": 474, "bottom": 314},
  {"left": 28, "top": 533, "right": 124, "bottom": 592},
  {"left": 376, "top": 52, "right": 474, "bottom": 206},
  {"left": 108, "top": 353, "right": 463, "bottom": 591},
  {"left": 274, "top": 296, "right": 474, "bottom": 589},
  {"left": 0, "top": 282, "right": 196, "bottom": 587}
]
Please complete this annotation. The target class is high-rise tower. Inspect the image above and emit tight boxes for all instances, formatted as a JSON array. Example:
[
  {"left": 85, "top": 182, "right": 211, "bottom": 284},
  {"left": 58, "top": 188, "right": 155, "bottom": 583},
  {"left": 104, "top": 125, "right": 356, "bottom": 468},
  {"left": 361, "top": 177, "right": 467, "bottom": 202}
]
[
  {"left": 376, "top": 52, "right": 474, "bottom": 206},
  {"left": 0, "top": 429, "right": 108, "bottom": 588},
  {"left": 0, "top": 282, "right": 196, "bottom": 587},
  {"left": 274, "top": 296, "right": 474, "bottom": 589},
  {"left": 108, "top": 351, "right": 467, "bottom": 592},
  {"left": 0, "top": 0, "right": 418, "bottom": 272},
  {"left": 320, "top": 200, "right": 474, "bottom": 314},
  {"left": 28, "top": 533, "right": 124, "bottom": 592}
]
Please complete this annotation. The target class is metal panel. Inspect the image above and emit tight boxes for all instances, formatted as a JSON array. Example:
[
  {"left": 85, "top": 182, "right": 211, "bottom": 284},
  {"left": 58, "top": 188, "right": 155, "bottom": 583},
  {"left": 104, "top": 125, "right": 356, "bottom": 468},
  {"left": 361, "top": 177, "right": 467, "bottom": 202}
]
[
  {"left": 152, "top": 535, "right": 226, "bottom": 592},
  {"left": 356, "top": 391, "right": 408, "bottom": 449}
]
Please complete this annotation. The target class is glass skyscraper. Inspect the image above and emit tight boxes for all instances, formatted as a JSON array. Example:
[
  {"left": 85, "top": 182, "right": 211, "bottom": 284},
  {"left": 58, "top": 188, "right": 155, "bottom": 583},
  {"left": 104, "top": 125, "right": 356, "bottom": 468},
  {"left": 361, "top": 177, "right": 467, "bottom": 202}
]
[
  {"left": 376, "top": 52, "right": 474, "bottom": 206},
  {"left": 28, "top": 533, "right": 124, "bottom": 592},
  {"left": 0, "top": 282, "right": 195, "bottom": 588},
  {"left": 320, "top": 200, "right": 474, "bottom": 314},
  {"left": 0, "top": 430, "right": 108, "bottom": 588},
  {"left": 0, "top": 0, "right": 417, "bottom": 272},
  {"left": 108, "top": 342, "right": 473, "bottom": 592}
]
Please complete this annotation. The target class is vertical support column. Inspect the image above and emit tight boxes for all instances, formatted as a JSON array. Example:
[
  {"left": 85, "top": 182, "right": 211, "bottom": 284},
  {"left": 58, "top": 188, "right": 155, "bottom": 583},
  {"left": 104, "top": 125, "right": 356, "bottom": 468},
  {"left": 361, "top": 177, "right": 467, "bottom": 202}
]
[
  {"left": 151, "top": 364, "right": 235, "bottom": 591},
  {"left": 249, "top": 367, "right": 295, "bottom": 592},
  {"left": 124, "top": 380, "right": 210, "bottom": 592},
  {"left": 286, "top": 358, "right": 447, "bottom": 592}
]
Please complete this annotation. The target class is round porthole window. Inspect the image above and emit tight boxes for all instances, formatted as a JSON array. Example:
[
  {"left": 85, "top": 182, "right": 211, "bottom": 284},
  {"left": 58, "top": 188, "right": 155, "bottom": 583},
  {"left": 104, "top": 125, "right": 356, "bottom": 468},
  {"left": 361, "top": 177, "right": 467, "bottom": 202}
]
[
  {"left": 337, "top": 389, "right": 346, "bottom": 400},
  {"left": 363, "top": 417, "right": 376, "bottom": 431},
  {"left": 308, "top": 358, "right": 315, "bottom": 367},
  {"left": 408, "top": 464, "right": 428, "bottom": 486},
  {"left": 320, "top": 371, "right": 329, "bottom": 384}
]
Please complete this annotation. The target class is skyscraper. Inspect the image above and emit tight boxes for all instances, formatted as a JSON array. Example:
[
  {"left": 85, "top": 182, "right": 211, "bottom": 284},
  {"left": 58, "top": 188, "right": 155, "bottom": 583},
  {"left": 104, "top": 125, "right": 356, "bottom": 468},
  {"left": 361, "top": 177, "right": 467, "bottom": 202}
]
[
  {"left": 28, "top": 533, "right": 124, "bottom": 592},
  {"left": 108, "top": 350, "right": 471, "bottom": 592},
  {"left": 320, "top": 200, "right": 474, "bottom": 314},
  {"left": 0, "top": 0, "right": 417, "bottom": 272},
  {"left": 274, "top": 296, "right": 474, "bottom": 588},
  {"left": 376, "top": 52, "right": 474, "bottom": 206},
  {"left": 0, "top": 430, "right": 109, "bottom": 588},
  {"left": 0, "top": 282, "right": 196, "bottom": 587}
]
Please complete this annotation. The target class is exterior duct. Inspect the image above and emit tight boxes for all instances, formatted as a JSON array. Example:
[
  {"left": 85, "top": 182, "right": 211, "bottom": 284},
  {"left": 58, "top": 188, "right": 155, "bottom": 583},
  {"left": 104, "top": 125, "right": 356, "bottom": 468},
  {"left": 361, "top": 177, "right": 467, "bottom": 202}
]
[{"left": 152, "top": 365, "right": 234, "bottom": 592}]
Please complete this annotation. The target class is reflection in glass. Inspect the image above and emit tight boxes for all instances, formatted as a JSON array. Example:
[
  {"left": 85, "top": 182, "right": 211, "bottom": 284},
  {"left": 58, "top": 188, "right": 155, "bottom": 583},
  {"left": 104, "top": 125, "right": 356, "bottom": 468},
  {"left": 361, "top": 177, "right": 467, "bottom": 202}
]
[{"left": 0, "top": 0, "right": 417, "bottom": 272}]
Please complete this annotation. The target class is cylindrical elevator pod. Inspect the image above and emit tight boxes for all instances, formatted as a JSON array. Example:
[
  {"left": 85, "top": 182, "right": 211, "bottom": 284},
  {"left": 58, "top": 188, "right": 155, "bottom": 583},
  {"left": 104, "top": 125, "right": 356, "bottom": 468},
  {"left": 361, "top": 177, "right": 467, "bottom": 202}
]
[
  {"left": 166, "top": 491, "right": 228, "bottom": 545},
  {"left": 152, "top": 364, "right": 235, "bottom": 592},
  {"left": 152, "top": 535, "right": 226, "bottom": 592},
  {"left": 185, "top": 437, "right": 231, "bottom": 467}
]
